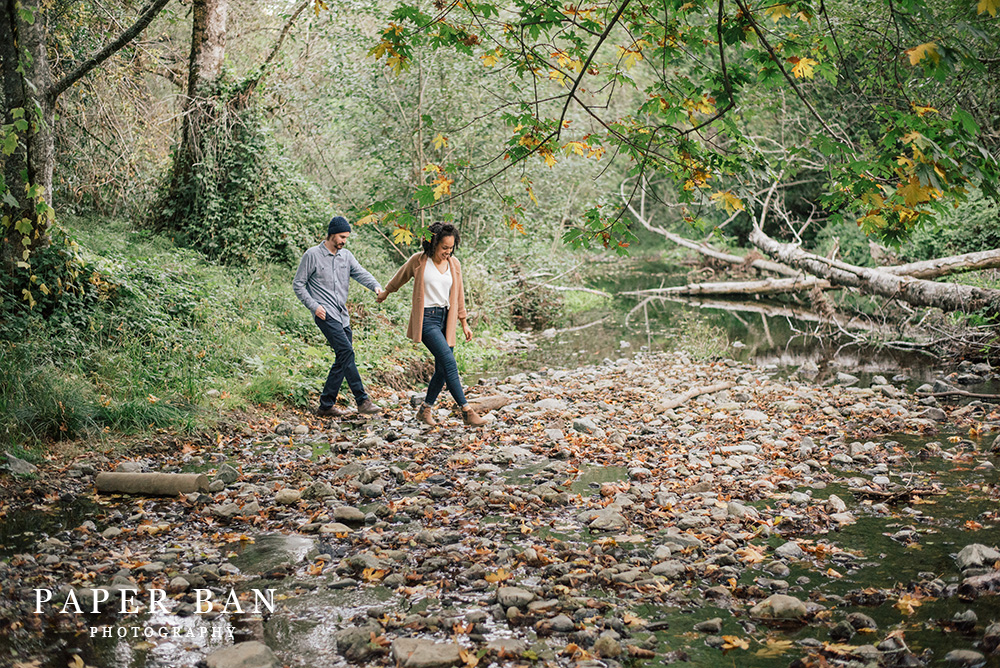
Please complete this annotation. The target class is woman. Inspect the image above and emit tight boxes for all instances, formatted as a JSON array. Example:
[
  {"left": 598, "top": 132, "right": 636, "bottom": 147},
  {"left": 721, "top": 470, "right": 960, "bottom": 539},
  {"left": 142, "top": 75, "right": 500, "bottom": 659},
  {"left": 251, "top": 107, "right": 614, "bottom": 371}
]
[{"left": 377, "top": 223, "right": 486, "bottom": 427}]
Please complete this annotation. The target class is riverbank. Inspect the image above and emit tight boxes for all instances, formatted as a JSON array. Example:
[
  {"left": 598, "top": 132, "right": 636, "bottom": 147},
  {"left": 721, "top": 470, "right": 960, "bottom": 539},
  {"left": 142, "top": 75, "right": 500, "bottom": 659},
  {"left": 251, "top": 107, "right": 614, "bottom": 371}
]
[{"left": 2, "top": 351, "right": 999, "bottom": 668}]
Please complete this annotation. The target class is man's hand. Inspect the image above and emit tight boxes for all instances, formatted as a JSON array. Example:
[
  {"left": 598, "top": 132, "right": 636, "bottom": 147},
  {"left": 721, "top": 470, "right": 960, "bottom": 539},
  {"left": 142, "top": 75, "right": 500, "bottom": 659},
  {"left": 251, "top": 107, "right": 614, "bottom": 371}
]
[
  {"left": 375, "top": 291, "right": 387, "bottom": 304},
  {"left": 462, "top": 321, "right": 473, "bottom": 342},
  {"left": 315, "top": 306, "right": 326, "bottom": 320}
]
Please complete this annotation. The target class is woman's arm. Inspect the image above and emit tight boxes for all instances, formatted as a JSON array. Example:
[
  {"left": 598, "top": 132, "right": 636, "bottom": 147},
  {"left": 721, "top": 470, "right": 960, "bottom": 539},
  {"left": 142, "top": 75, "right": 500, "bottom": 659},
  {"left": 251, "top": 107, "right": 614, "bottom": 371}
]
[{"left": 377, "top": 254, "right": 419, "bottom": 302}]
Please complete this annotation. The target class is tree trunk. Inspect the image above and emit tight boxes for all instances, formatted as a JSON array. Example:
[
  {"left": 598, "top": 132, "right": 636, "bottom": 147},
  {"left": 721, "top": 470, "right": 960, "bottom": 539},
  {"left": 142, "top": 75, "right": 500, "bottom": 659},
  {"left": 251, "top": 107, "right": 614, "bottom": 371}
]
[
  {"left": 749, "top": 226, "right": 1000, "bottom": 316},
  {"left": 1, "top": 0, "right": 55, "bottom": 270},
  {"left": 1, "top": 0, "right": 170, "bottom": 272},
  {"left": 160, "top": 0, "right": 228, "bottom": 230},
  {"left": 884, "top": 248, "right": 1000, "bottom": 280}
]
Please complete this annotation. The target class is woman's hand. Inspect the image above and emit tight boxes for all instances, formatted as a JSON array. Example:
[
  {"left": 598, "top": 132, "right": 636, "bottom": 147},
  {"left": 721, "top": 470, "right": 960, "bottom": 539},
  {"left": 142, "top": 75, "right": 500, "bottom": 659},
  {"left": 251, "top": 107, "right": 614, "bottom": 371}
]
[
  {"left": 462, "top": 321, "right": 473, "bottom": 342},
  {"left": 375, "top": 290, "right": 387, "bottom": 303}
]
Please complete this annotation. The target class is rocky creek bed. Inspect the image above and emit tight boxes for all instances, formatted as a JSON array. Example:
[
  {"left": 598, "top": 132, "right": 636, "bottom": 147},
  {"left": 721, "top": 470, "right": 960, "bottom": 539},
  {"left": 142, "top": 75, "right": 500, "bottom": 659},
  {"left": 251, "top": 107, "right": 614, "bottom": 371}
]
[{"left": 2, "top": 351, "right": 1000, "bottom": 668}]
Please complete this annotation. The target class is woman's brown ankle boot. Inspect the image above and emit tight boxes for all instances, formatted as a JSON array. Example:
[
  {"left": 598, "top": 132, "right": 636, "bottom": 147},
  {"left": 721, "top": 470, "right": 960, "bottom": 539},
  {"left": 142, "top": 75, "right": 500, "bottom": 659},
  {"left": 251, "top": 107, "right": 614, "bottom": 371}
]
[
  {"left": 462, "top": 406, "right": 486, "bottom": 426},
  {"left": 417, "top": 404, "right": 437, "bottom": 426}
]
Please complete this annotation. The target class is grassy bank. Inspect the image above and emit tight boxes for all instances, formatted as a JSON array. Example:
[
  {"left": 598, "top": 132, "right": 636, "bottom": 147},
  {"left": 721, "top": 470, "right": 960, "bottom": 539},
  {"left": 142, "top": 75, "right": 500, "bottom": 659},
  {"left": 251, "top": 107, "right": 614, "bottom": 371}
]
[{"left": 0, "top": 216, "right": 534, "bottom": 450}]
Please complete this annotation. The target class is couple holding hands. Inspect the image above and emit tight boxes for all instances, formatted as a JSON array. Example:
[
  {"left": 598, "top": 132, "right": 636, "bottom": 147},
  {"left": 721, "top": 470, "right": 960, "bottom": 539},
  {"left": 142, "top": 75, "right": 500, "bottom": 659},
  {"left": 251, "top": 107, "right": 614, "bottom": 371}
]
[{"left": 292, "top": 216, "right": 487, "bottom": 427}]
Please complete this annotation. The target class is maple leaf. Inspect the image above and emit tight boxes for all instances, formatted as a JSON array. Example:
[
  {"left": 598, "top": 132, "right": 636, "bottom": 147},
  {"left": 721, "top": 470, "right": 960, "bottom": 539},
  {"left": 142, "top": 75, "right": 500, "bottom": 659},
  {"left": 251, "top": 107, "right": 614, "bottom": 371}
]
[
  {"left": 484, "top": 567, "right": 513, "bottom": 583},
  {"left": 979, "top": 0, "right": 998, "bottom": 15},
  {"left": 540, "top": 149, "right": 557, "bottom": 168},
  {"left": 362, "top": 567, "right": 388, "bottom": 581},
  {"left": 392, "top": 227, "right": 414, "bottom": 245},
  {"left": 790, "top": 56, "right": 818, "bottom": 79},
  {"left": 710, "top": 190, "right": 745, "bottom": 213},
  {"left": 432, "top": 177, "right": 453, "bottom": 200},
  {"left": 755, "top": 639, "right": 795, "bottom": 657},
  {"left": 897, "top": 176, "right": 934, "bottom": 207},
  {"left": 911, "top": 103, "right": 937, "bottom": 117},
  {"left": 623, "top": 612, "right": 647, "bottom": 628},
  {"left": 895, "top": 593, "right": 923, "bottom": 615},
  {"left": 765, "top": 3, "right": 792, "bottom": 21},
  {"left": 735, "top": 545, "right": 766, "bottom": 563},
  {"left": 355, "top": 213, "right": 379, "bottom": 226},
  {"left": 563, "top": 141, "right": 589, "bottom": 156},
  {"left": 721, "top": 635, "right": 750, "bottom": 651},
  {"left": 481, "top": 49, "right": 501, "bottom": 67},
  {"left": 459, "top": 649, "right": 480, "bottom": 667},
  {"left": 432, "top": 133, "right": 448, "bottom": 150},
  {"left": 905, "top": 42, "right": 940, "bottom": 66}
]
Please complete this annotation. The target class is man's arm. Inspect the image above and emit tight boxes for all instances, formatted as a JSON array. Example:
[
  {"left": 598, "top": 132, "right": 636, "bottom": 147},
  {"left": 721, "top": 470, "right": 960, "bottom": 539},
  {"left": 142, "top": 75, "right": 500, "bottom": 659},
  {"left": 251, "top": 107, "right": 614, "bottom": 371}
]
[
  {"left": 348, "top": 252, "right": 382, "bottom": 293},
  {"left": 292, "top": 251, "right": 322, "bottom": 314}
]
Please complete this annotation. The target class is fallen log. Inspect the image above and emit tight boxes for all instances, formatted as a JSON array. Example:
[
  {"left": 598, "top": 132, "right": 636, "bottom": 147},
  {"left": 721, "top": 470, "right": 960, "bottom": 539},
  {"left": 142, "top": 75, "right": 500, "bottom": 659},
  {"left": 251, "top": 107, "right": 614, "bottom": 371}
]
[
  {"left": 749, "top": 225, "right": 1000, "bottom": 315},
  {"left": 622, "top": 275, "right": 829, "bottom": 297},
  {"left": 914, "top": 389, "right": 1000, "bottom": 403},
  {"left": 96, "top": 472, "right": 209, "bottom": 496},
  {"left": 850, "top": 486, "right": 946, "bottom": 503},
  {"left": 885, "top": 247, "right": 1000, "bottom": 279},
  {"left": 658, "top": 381, "right": 735, "bottom": 410},
  {"left": 465, "top": 395, "right": 512, "bottom": 413}
]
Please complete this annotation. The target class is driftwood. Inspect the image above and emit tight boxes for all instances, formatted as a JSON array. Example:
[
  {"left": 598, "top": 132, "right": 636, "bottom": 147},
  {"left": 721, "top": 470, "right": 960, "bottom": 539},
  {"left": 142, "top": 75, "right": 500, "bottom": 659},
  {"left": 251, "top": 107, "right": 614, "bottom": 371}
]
[
  {"left": 466, "top": 395, "right": 512, "bottom": 413},
  {"left": 885, "top": 248, "right": 1000, "bottom": 279},
  {"left": 622, "top": 275, "right": 829, "bottom": 298},
  {"left": 96, "top": 472, "right": 209, "bottom": 496},
  {"left": 658, "top": 381, "right": 735, "bottom": 410},
  {"left": 914, "top": 389, "right": 1000, "bottom": 403},
  {"left": 750, "top": 225, "right": 1000, "bottom": 315},
  {"left": 851, "top": 486, "right": 946, "bottom": 503}
]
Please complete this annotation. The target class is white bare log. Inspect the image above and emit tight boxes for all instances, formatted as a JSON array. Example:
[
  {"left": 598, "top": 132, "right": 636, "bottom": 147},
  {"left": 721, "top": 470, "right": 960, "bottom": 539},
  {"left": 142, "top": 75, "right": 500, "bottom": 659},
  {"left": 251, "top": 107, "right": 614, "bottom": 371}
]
[
  {"left": 622, "top": 275, "right": 829, "bottom": 297},
  {"left": 884, "top": 248, "right": 1000, "bottom": 279},
  {"left": 749, "top": 226, "right": 1000, "bottom": 315}
]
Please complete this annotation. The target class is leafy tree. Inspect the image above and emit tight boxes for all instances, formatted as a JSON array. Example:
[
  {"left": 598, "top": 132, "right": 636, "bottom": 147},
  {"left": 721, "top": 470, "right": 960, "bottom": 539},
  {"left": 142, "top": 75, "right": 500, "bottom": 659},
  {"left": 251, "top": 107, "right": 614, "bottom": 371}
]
[{"left": 364, "top": 0, "right": 999, "bottom": 253}]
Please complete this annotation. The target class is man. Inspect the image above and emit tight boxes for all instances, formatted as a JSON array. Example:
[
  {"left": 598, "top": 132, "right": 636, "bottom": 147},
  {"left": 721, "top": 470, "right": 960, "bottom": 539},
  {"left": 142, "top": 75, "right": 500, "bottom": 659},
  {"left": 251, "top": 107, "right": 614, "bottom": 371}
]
[{"left": 293, "top": 216, "right": 382, "bottom": 417}]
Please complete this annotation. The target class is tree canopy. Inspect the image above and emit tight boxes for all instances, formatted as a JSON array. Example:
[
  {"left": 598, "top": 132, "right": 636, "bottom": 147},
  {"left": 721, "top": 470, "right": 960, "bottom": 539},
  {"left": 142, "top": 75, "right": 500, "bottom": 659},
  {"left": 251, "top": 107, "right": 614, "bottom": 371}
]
[{"left": 365, "top": 0, "right": 1000, "bottom": 251}]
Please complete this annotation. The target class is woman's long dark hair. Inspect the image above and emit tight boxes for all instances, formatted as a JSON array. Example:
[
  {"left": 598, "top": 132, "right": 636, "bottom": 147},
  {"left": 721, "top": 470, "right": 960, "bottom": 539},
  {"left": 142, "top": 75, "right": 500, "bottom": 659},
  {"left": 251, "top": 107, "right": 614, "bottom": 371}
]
[{"left": 422, "top": 223, "right": 460, "bottom": 256}]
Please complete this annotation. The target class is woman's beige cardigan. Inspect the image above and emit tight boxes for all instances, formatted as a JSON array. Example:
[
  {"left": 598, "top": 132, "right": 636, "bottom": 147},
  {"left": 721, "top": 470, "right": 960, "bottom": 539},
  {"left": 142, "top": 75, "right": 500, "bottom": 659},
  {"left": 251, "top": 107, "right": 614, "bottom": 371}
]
[{"left": 383, "top": 252, "right": 468, "bottom": 346}]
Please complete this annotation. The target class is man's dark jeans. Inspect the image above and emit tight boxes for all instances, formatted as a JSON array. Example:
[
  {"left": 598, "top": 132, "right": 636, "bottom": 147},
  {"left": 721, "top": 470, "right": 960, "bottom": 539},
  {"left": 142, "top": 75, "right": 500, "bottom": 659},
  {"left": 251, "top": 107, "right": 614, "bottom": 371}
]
[
  {"left": 421, "top": 306, "right": 467, "bottom": 407},
  {"left": 315, "top": 315, "right": 368, "bottom": 408}
]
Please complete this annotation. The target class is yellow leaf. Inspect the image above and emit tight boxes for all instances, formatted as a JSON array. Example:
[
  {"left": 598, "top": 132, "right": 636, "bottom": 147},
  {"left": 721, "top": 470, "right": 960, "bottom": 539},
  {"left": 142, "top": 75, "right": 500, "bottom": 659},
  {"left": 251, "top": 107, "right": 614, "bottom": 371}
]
[
  {"left": 911, "top": 103, "right": 937, "bottom": 117},
  {"left": 979, "top": 0, "right": 998, "bottom": 15},
  {"left": 481, "top": 49, "right": 501, "bottom": 67},
  {"left": 69, "top": 657, "right": 85, "bottom": 668},
  {"left": 355, "top": 213, "right": 379, "bottom": 226},
  {"left": 755, "top": 639, "right": 795, "bottom": 657},
  {"left": 541, "top": 149, "right": 557, "bottom": 168},
  {"left": 433, "top": 133, "right": 448, "bottom": 150},
  {"left": 790, "top": 57, "right": 818, "bottom": 79},
  {"left": 905, "top": 42, "right": 940, "bottom": 66},
  {"left": 710, "top": 190, "right": 745, "bottom": 213},
  {"left": 735, "top": 545, "right": 766, "bottom": 563},
  {"left": 362, "top": 567, "right": 388, "bottom": 582},
  {"left": 459, "top": 648, "right": 479, "bottom": 667},
  {"left": 484, "top": 568, "right": 513, "bottom": 583},
  {"left": 897, "top": 176, "right": 933, "bottom": 207},
  {"left": 432, "top": 177, "right": 453, "bottom": 200},
  {"left": 721, "top": 635, "right": 750, "bottom": 650},
  {"left": 423, "top": 163, "right": 442, "bottom": 174},
  {"left": 563, "top": 141, "right": 589, "bottom": 156},
  {"left": 764, "top": 4, "right": 792, "bottom": 21},
  {"left": 623, "top": 613, "right": 647, "bottom": 628},
  {"left": 895, "top": 593, "right": 923, "bottom": 615},
  {"left": 392, "top": 227, "right": 414, "bottom": 245}
]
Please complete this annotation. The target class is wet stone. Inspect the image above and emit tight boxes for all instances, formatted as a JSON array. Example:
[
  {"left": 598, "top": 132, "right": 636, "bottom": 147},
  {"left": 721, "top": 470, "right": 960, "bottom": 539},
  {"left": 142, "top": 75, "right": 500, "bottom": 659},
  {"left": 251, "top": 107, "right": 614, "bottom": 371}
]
[
  {"left": 497, "top": 586, "right": 535, "bottom": 608},
  {"left": 943, "top": 650, "right": 986, "bottom": 666},
  {"left": 204, "top": 641, "right": 281, "bottom": 668},
  {"left": 750, "top": 594, "right": 809, "bottom": 621}
]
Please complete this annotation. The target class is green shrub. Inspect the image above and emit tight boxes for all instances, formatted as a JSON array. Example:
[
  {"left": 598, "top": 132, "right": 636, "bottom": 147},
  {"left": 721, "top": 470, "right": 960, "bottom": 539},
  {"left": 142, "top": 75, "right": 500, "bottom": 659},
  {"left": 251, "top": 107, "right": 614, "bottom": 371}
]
[{"left": 156, "top": 78, "right": 326, "bottom": 267}]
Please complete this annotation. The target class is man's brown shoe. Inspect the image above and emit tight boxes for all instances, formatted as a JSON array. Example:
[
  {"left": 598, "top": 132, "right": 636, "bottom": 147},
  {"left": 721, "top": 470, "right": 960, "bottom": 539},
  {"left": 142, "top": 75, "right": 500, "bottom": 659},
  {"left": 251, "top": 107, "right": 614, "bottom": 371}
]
[
  {"left": 462, "top": 406, "right": 486, "bottom": 426},
  {"left": 357, "top": 399, "right": 381, "bottom": 415},
  {"left": 316, "top": 404, "right": 350, "bottom": 417},
  {"left": 416, "top": 404, "right": 437, "bottom": 426}
]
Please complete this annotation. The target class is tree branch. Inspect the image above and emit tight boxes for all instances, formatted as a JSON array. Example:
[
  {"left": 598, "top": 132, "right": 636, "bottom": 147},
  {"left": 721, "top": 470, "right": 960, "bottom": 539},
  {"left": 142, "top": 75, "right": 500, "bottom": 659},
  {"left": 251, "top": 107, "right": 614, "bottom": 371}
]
[{"left": 51, "top": 0, "right": 172, "bottom": 98}]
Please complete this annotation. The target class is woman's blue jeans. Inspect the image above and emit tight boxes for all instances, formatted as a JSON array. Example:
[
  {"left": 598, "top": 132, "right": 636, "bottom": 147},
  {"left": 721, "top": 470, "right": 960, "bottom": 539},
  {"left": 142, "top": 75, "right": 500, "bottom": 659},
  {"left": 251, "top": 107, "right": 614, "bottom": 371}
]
[{"left": 421, "top": 307, "right": 466, "bottom": 407}]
